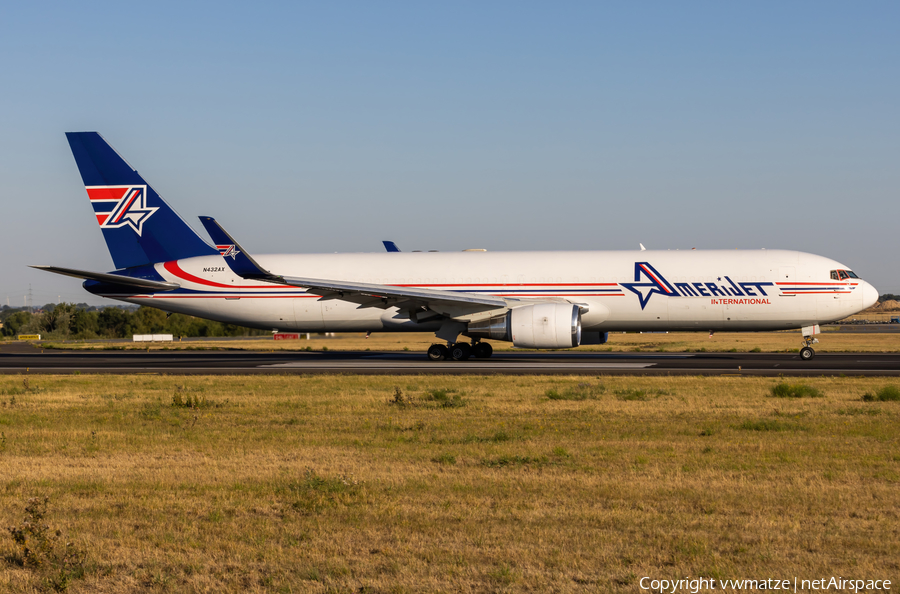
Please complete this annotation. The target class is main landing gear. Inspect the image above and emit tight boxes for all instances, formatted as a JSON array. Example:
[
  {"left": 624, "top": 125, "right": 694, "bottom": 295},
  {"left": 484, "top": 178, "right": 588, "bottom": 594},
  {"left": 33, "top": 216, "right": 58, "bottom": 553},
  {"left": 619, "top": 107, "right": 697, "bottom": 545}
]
[
  {"left": 426, "top": 341, "right": 493, "bottom": 361},
  {"left": 800, "top": 336, "right": 819, "bottom": 361}
]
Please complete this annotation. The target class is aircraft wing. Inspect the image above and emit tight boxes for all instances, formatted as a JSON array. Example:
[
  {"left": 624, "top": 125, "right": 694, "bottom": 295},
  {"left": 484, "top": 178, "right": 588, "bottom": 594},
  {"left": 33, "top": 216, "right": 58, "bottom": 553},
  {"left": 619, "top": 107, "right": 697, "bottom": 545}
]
[
  {"left": 270, "top": 275, "right": 508, "bottom": 316},
  {"left": 30, "top": 265, "right": 180, "bottom": 291},
  {"left": 197, "top": 217, "right": 522, "bottom": 318}
]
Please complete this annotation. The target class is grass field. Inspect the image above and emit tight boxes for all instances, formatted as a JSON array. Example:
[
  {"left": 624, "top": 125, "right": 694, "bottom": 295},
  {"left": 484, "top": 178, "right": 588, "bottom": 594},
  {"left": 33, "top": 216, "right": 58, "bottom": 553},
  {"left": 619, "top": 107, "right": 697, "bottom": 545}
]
[
  {"left": 1, "top": 374, "right": 898, "bottom": 592},
  {"left": 32, "top": 328, "right": 900, "bottom": 354}
]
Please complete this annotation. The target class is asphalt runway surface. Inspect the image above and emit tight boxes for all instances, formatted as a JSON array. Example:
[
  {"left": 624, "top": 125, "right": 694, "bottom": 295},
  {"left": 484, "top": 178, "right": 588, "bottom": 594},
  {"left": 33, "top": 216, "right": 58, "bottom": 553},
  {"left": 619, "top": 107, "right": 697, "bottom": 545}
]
[{"left": 2, "top": 345, "right": 899, "bottom": 376}]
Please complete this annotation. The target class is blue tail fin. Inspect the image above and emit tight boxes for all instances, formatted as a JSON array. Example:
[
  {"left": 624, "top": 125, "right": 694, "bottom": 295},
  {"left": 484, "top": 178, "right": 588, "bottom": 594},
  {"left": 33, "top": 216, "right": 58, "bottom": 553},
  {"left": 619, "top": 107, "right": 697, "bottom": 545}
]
[{"left": 66, "top": 132, "right": 218, "bottom": 270}]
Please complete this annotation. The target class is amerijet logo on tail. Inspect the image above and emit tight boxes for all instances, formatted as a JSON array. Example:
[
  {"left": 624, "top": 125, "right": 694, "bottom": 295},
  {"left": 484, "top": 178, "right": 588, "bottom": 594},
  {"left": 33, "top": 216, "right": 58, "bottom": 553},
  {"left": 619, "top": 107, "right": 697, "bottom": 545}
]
[
  {"left": 216, "top": 244, "right": 241, "bottom": 260},
  {"left": 86, "top": 186, "right": 158, "bottom": 236}
]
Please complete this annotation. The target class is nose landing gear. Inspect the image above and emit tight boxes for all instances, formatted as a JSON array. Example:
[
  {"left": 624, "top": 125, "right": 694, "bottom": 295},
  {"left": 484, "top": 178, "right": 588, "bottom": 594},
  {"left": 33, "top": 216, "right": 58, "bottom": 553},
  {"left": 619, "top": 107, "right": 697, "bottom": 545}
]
[
  {"left": 800, "top": 336, "right": 818, "bottom": 361},
  {"left": 799, "top": 325, "right": 821, "bottom": 361}
]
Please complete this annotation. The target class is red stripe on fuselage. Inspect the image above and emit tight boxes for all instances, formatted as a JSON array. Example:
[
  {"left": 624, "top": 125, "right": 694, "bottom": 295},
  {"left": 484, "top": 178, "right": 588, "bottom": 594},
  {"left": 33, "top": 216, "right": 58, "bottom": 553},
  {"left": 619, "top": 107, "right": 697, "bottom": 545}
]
[
  {"left": 775, "top": 282, "right": 854, "bottom": 285},
  {"left": 163, "top": 261, "right": 634, "bottom": 299},
  {"left": 116, "top": 293, "right": 625, "bottom": 300},
  {"left": 162, "top": 262, "right": 625, "bottom": 291},
  {"left": 395, "top": 282, "right": 620, "bottom": 287},
  {"left": 163, "top": 260, "right": 295, "bottom": 290},
  {"left": 136, "top": 295, "right": 319, "bottom": 299}
]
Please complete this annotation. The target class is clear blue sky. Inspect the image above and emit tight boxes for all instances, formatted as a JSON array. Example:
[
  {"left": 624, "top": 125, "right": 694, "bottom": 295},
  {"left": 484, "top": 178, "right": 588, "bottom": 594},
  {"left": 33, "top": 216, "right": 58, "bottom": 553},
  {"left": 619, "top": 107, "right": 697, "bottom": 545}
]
[{"left": 1, "top": 1, "right": 898, "bottom": 306}]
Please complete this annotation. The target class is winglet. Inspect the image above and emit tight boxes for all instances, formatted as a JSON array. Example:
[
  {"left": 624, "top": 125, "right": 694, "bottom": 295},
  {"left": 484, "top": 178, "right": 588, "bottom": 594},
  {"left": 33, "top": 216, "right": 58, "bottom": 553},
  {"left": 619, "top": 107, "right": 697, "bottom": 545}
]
[
  {"left": 382, "top": 240, "right": 400, "bottom": 253},
  {"left": 198, "top": 216, "right": 284, "bottom": 283}
]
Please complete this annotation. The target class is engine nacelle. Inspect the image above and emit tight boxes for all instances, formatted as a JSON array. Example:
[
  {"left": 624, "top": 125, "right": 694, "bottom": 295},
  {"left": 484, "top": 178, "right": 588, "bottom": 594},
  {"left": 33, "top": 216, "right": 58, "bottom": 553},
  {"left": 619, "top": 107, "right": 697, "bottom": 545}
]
[{"left": 467, "top": 303, "right": 582, "bottom": 349}]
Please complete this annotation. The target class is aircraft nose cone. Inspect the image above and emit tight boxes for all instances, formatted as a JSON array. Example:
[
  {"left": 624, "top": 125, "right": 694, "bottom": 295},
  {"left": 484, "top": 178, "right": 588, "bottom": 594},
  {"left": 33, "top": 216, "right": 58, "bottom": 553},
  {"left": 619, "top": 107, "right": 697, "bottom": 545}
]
[{"left": 861, "top": 281, "right": 879, "bottom": 310}]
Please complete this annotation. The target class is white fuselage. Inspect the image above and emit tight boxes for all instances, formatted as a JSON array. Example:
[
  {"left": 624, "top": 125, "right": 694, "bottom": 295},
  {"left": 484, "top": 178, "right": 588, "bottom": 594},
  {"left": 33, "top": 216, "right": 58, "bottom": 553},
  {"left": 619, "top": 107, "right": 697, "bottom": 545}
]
[{"left": 93, "top": 249, "right": 878, "bottom": 335}]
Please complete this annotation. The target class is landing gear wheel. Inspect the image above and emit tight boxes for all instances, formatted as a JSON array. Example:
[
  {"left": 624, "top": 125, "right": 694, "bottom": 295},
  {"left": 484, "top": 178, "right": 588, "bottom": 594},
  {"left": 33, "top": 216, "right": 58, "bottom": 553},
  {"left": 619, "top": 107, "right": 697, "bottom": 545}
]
[
  {"left": 800, "top": 347, "right": 815, "bottom": 361},
  {"left": 427, "top": 344, "right": 448, "bottom": 361},
  {"left": 449, "top": 343, "right": 472, "bottom": 361},
  {"left": 472, "top": 342, "right": 493, "bottom": 358}
]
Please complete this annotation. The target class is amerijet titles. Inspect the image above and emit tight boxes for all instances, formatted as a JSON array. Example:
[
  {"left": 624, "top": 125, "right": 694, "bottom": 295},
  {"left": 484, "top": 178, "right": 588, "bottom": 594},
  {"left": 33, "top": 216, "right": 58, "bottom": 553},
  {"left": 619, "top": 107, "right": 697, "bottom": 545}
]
[{"left": 622, "top": 262, "right": 775, "bottom": 309}]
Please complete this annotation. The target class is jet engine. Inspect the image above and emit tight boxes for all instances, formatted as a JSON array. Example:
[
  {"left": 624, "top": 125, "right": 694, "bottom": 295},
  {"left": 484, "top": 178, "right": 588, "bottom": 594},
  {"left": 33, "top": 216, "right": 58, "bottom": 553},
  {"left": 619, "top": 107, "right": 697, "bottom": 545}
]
[{"left": 467, "top": 303, "right": 582, "bottom": 349}]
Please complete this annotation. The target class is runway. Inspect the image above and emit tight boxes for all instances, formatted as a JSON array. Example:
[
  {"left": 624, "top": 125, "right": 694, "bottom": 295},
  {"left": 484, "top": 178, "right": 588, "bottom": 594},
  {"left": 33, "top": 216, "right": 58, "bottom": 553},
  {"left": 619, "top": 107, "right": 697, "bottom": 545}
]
[{"left": 2, "top": 347, "right": 900, "bottom": 376}]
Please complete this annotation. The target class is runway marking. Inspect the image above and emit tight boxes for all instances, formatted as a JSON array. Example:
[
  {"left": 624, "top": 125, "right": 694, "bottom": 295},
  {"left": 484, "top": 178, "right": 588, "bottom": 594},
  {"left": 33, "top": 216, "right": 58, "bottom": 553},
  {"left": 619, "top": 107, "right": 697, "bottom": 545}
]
[
  {"left": 7, "top": 366, "right": 900, "bottom": 377},
  {"left": 260, "top": 362, "right": 656, "bottom": 369},
  {"left": 359, "top": 354, "right": 694, "bottom": 360}
]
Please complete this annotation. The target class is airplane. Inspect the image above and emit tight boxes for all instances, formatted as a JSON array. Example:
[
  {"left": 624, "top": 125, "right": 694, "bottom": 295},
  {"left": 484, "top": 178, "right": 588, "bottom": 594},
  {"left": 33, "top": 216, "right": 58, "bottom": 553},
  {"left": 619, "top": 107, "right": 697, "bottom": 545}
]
[{"left": 33, "top": 132, "right": 879, "bottom": 362}]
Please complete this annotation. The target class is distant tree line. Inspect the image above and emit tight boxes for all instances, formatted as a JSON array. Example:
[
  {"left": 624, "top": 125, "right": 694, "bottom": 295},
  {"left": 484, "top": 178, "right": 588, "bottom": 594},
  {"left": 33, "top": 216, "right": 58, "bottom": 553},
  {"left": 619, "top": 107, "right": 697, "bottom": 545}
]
[
  {"left": 880, "top": 294, "right": 900, "bottom": 303},
  {"left": 0, "top": 303, "right": 268, "bottom": 340}
]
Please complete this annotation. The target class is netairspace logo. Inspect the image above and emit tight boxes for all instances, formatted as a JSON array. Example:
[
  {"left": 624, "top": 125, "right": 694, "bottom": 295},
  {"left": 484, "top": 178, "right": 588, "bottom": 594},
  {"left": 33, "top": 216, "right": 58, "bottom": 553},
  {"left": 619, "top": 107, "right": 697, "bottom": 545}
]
[{"left": 639, "top": 576, "right": 892, "bottom": 593}]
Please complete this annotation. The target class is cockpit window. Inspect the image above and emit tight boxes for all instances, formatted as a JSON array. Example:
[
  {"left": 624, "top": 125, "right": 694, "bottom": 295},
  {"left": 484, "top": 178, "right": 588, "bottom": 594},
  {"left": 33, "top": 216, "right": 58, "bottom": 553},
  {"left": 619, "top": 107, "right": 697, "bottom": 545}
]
[{"left": 831, "top": 269, "right": 859, "bottom": 280}]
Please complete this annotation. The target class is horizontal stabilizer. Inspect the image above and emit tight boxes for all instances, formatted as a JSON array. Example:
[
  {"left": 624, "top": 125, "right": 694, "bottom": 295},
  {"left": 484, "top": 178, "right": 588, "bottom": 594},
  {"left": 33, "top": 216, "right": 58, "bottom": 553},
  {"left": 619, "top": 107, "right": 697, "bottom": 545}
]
[{"left": 30, "top": 265, "right": 180, "bottom": 291}]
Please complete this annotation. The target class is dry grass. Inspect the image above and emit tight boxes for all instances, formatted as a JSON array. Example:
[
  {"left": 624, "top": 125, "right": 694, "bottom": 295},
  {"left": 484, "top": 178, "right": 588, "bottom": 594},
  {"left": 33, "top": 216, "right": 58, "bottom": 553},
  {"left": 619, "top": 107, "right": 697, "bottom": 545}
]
[
  {"left": 32, "top": 328, "right": 900, "bottom": 354},
  {"left": 1, "top": 374, "right": 898, "bottom": 592}
]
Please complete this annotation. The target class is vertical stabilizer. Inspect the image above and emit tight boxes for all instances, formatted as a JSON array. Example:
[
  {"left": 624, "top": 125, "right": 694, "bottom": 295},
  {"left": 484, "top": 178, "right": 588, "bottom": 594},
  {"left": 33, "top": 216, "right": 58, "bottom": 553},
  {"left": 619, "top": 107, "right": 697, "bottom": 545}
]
[{"left": 66, "top": 132, "right": 218, "bottom": 269}]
